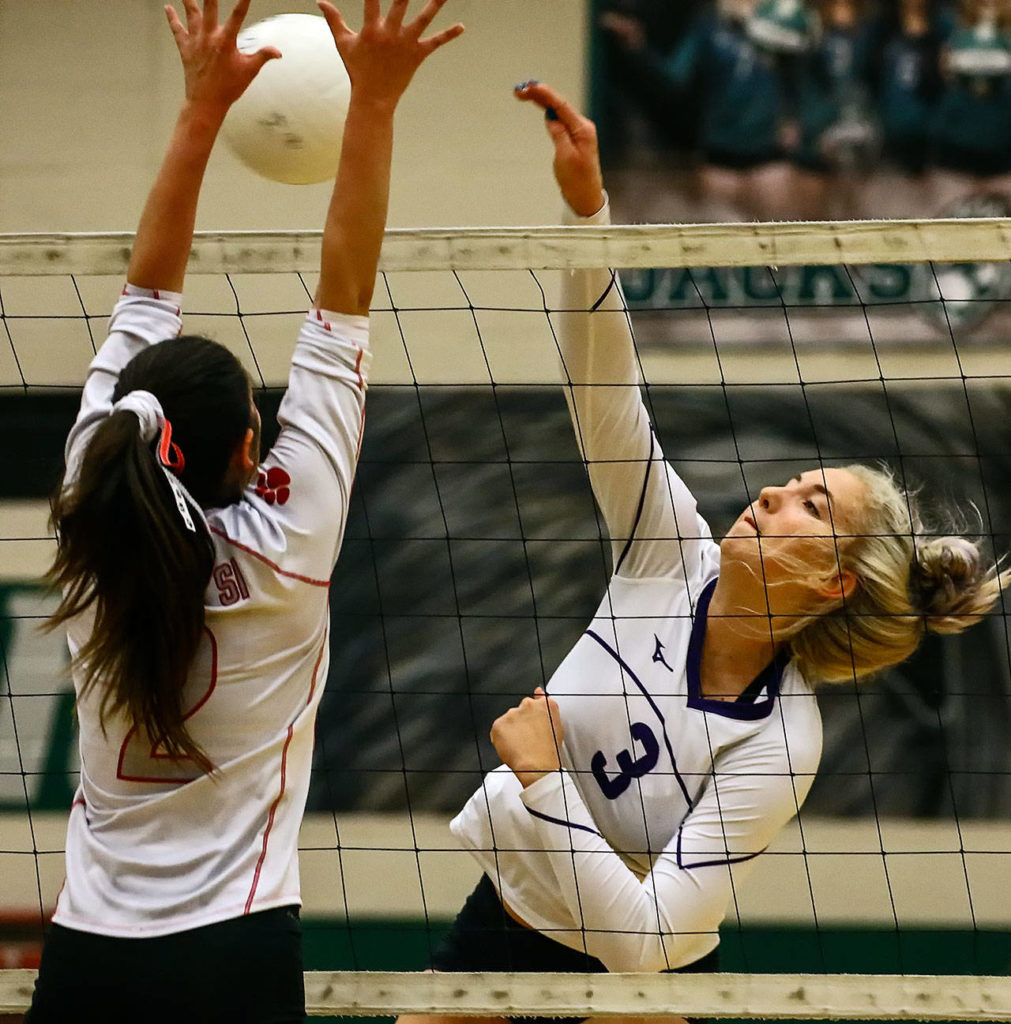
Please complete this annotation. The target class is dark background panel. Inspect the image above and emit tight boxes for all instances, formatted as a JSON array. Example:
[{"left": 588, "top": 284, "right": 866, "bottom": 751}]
[{"left": 6, "top": 377, "right": 1011, "bottom": 820}]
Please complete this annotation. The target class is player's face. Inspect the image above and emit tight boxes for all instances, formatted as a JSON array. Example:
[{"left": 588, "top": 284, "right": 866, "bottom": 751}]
[{"left": 722, "top": 468, "right": 866, "bottom": 612}]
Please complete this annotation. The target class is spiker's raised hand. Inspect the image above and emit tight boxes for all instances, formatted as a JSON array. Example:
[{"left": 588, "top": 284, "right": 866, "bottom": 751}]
[{"left": 514, "top": 81, "right": 606, "bottom": 218}]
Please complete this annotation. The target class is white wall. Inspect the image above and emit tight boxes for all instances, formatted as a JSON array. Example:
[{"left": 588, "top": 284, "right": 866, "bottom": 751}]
[{"left": 0, "top": 0, "right": 589, "bottom": 234}]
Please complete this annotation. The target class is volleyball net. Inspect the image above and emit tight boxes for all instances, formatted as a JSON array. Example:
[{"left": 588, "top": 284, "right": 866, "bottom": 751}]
[{"left": 1, "top": 219, "right": 1010, "bottom": 1018}]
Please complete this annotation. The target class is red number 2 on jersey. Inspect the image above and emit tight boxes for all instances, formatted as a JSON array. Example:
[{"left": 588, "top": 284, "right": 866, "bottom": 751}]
[{"left": 116, "top": 628, "right": 218, "bottom": 785}]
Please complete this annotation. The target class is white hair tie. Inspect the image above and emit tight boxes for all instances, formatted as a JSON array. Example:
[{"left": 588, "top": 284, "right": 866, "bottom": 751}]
[
  {"left": 112, "top": 390, "right": 164, "bottom": 443},
  {"left": 111, "top": 389, "right": 205, "bottom": 535}
]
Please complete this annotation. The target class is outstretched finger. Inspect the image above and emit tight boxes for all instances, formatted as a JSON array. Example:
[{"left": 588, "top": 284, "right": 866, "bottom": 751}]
[
  {"left": 409, "top": 0, "right": 452, "bottom": 37},
  {"left": 250, "top": 44, "right": 282, "bottom": 69},
  {"left": 318, "top": 1, "right": 353, "bottom": 44},
  {"left": 514, "top": 81, "right": 585, "bottom": 132},
  {"left": 385, "top": 0, "right": 411, "bottom": 31},
  {"left": 223, "top": 0, "right": 253, "bottom": 38},
  {"left": 363, "top": 0, "right": 382, "bottom": 27},
  {"left": 179, "top": 0, "right": 202, "bottom": 32},
  {"left": 203, "top": 0, "right": 219, "bottom": 32},
  {"left": 420, "top": 21, "right": 465, "bottom": 53},
  {"left": 164, "top": 4, "right": 188, "bottom": 43}
]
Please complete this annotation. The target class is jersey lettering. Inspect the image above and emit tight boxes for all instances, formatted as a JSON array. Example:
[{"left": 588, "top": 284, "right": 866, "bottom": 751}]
[
  {"left": 591, "top": 721, "right": 661, "bottom": 800},
  {"left": 213, "top": 558, "right": 250, "bottom": 606}
]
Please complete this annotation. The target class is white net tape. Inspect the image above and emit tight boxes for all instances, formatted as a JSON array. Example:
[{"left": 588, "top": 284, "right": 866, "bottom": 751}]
[
  {"left": 2, "top": 217, "right": 1011, "bottom": 277},
  {"left": 0, "top": 969, "right": 1007, "bottom": 1018}
]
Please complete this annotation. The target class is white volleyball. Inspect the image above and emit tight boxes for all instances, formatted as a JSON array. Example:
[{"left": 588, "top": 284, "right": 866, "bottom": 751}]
[{"left": 222, "top": 14, "right": 351, "bottom": 185}]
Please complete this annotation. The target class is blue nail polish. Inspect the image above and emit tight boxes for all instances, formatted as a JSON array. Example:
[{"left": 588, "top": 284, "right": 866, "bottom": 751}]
[{"left": 545, "top": 106, "right": 559, "bottom": 121}]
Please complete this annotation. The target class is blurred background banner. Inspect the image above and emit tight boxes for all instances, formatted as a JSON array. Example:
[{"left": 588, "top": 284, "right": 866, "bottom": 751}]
[{"left": 4, "top": 379, "right": 1011, "bottom": 820}]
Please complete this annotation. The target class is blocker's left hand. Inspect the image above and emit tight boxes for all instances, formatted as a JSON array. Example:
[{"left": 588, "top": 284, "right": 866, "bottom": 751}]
[{"left": 491, "top": 686, "right": 565, "bottom": 788}]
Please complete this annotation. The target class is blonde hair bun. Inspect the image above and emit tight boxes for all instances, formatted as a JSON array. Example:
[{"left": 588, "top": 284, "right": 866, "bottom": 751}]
[{"left": 914, "top": 536, "right": 989, "bottom": 634}]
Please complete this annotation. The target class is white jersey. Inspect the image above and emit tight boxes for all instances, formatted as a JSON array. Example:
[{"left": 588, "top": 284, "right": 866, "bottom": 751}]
[
  {"left": 53, "top": 285, "right": 370, "bottom": 938},
  {"left": 451, "top": 203, "right": 823, "bottom": 973}
]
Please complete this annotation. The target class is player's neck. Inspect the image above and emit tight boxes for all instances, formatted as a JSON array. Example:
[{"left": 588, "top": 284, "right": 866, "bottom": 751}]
[{"left": 702, "top": 582, "right": 785, "bottom": 700}]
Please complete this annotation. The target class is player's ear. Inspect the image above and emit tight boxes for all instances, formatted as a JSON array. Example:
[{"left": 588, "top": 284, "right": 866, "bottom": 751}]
[
  {"left": 232, "top": 427, "right": 257, "bottom": 478},
  {"left": 235, "top": 428, "right": 255, "bottom": 475},
  {"left": 817, "top": 569, "right": 857, "bottom": 602}
]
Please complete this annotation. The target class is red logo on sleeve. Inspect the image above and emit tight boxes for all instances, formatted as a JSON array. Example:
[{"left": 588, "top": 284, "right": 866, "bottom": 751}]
[{"left": 255, "top": 466, "right": 292, "bottom": 506}]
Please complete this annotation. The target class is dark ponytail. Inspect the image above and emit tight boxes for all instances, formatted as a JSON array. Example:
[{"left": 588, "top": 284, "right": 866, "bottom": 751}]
[{"left": 48, "top": 337, "right": 255, "bottom": 774}]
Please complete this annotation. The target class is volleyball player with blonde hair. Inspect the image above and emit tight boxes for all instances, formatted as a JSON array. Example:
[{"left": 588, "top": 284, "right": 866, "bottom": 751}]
[
  {"left": 401, "top": 82, "right": 1008, "bottom": 1023},
  {"left": 27, "top": 1, "right": 462, "bottom": 1021}
]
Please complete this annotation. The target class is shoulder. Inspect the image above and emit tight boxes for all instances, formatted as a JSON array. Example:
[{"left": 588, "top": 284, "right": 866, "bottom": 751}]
[
  {"left": 718, "top": 669, "right": 822, "bottom": 775},
  {"left": 773, "top": 666, "right": 824, "bottom": 770},
  {"left": 206, "top": 498, "right": 332, "bottom": 592}
]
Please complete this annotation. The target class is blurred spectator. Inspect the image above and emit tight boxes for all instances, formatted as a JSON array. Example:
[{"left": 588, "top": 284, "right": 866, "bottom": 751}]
[
  {"left": 603, "top": 0, "right": 817, "bottom": 221},
  {"left": 872, "top": 0, "right": 947, "bottom": 175},
  {"left": 596, "top": 1, "right": 705, "bottom": 158},
  {"left": 929, "top": 0, "right": 1011, "bottom": 211},
  {"left": 793, "top": 0, "right": 881, "bottom": 216}
]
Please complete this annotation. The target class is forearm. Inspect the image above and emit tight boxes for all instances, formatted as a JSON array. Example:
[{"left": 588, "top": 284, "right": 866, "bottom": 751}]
[
  {"left": 315, "top": 97, "right": 395, "bottom": 316},
  {"left": 519, "top": 771, "right": 723, "bottom": 971},
  {"left": 127, "top": 100, "right": 228, "bottom": 293}
]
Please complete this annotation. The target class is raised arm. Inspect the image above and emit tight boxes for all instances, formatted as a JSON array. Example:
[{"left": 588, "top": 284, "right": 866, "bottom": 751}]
[
  {"left": 515, "top": 83, "right": 713, "bottom": 582},
  {"left": 65, "top": 0, "right": 278, "bottom": 476},
  {"left": 129, "top": 0, "right": 280, "bottom": 292},
  {"left": 225, "top": 0, "right": 463, "bottom": 577},
  {"left": 315, "top": 0, "right": 464, "bottom": 315}
]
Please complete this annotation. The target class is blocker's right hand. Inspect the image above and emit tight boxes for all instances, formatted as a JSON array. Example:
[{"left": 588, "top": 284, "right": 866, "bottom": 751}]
[
  {"left": 318, "top": 0, "right": 464, "bottom": 113},
  {"left": 165, "top": 0, "right": 281, "bottom": 112},
  {"left": 514, "top": 81, "right": 606, "bottom": 219}
]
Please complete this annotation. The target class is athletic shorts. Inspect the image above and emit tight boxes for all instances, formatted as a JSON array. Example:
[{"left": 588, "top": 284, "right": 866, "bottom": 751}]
[
  {"left": 431, "top": 874, "right": 719, "bottom": 1024},
  {"left": 25, "top": 905, "right": 304, "bottom": 1024}
]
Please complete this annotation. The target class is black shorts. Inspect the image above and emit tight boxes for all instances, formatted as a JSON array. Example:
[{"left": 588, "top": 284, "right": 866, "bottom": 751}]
[
  {"left": 25, "top": 905, "right": 304, "bottom": 1024},
  {"left": 432, "top": 874, "right": 719, "bottom": 1024}
]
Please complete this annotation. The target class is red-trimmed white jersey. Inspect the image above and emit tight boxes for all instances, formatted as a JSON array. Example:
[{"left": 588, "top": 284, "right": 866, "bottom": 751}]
[
  {"left": 53, "top": 286, "right": 369, "bottom": 937},
  {"left": 450, "top": 204, "right": 823, "bottom": 972}
]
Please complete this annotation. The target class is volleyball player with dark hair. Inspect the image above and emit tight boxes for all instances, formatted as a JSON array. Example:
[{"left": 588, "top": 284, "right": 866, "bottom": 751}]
[
  {"left": 397, "top": 82, "right": 1008, "bottom": 1024},
  {"left": 27, "top": 1, "right": 462, "bottom": 1021}
]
